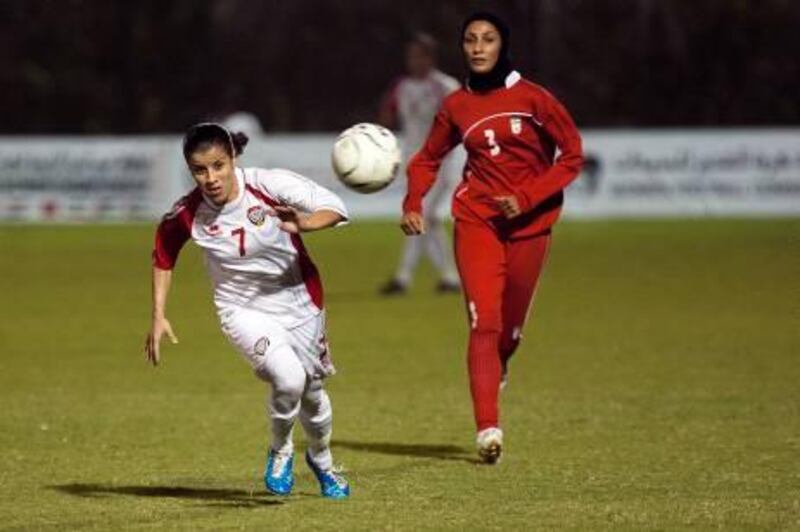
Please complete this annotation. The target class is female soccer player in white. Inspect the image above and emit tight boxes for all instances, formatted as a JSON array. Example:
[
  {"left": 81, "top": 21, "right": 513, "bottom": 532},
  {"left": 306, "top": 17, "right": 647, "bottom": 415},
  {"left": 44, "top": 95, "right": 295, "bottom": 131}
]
[
  {"left": 144, "top": 123, "right": 350, "bottom": 499},
  {"left": 378, "top": 33, "right": 463, "bottom": 295}
]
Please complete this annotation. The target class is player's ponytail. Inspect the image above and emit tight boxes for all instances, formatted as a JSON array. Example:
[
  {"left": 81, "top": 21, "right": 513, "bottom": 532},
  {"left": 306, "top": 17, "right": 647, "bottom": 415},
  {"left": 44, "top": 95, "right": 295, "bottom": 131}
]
[
  {"left": 230, "top": 131, "right": 249, "bottom": 156},
  {"left": 183, "top": 122, "right": 249, "bottom": 160}
]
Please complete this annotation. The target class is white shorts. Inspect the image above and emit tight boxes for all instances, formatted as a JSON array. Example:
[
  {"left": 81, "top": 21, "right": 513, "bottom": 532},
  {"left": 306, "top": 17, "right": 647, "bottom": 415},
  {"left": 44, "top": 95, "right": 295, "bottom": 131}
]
[{"left": 219, "top": 307, "right": 335, "bottom": 380}]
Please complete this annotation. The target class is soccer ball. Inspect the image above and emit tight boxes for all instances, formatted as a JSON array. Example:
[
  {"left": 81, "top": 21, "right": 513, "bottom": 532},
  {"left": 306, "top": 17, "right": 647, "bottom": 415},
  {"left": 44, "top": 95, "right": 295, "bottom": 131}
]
[{"left": 331, "top": 123, "right": 401, "bottom": 193}]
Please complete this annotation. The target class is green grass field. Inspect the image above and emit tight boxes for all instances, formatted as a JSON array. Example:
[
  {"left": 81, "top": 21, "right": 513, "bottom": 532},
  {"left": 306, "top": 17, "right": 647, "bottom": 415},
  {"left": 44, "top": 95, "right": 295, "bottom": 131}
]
[{"left": 0, "top": 219, "right": 798, "bottom": 530}]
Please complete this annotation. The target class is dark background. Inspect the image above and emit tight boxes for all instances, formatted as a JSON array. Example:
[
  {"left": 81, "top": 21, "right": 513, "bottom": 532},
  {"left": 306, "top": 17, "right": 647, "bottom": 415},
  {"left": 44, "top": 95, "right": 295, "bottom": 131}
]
[{"left": 2, "top": 0, "right": 798, "bottom": 133}]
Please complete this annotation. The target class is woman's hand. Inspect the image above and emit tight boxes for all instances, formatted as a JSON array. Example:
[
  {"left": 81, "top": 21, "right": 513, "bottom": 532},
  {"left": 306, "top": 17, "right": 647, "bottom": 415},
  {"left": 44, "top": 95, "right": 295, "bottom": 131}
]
[
  {"left": 493, "top": 195, "right": 522, "bottom": 219},
  {"left": 400, "top": 212, "right": 425, "bottom": 235},
  {"left": 145, "top": 316, "right": 178, "bottom": 366},
  {"left": 273, "top": 205, "right": 306, "bottom": 234},
  {"left": 273, "top": 206, "right": 343, "bottom": 233}
]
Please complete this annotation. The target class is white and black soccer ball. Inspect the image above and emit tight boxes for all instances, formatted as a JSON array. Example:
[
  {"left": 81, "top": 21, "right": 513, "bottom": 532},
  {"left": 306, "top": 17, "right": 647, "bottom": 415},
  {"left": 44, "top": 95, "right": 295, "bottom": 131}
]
[{"left": 331, "top": 123, "right": 401, "bottom": 193}]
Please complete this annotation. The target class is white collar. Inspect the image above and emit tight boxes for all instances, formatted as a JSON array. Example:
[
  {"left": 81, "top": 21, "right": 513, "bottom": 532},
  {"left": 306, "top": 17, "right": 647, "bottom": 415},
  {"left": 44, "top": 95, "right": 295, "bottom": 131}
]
[
  {"left": 505, "top": 70, "right": 521, "bottom": 88},
  {"left": 465, "top": 70, "right": 522, "bottom": 93}
]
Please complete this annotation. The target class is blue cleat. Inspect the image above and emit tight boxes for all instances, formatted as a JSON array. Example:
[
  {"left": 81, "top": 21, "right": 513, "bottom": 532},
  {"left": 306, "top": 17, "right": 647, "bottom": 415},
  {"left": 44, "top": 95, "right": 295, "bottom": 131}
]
[
  {"left": 305, "top": 451, "right": 350, "bottom": 499},
  {"left": 264, "top": 449, "right": 294, "bottom": 496}
]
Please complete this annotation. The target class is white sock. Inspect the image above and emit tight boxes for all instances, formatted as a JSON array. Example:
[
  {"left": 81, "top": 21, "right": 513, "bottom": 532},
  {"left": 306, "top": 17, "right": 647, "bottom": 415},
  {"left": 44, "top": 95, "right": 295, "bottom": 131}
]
[
  {"left": 425, "top": 219, "right": 459, "bottom": 284},
  {"left": 299, "top": 379, "right": 333, "bottom": 470},
  {"left": 394, "top": 235, "right": 423, "bottom": 286},
  {"left": 264, "top": 347, "right": 307, "bottom": 455}
]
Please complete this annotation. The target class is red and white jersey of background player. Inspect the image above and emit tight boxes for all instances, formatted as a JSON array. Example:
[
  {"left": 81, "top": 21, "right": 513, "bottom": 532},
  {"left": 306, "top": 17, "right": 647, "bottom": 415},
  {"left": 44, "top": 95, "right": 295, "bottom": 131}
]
[
  {"left": 152, "top": 167, "right": 348, "bottom": 328},
  {"left": 382, "top": 69, "right": 460, "bottom": 156}
]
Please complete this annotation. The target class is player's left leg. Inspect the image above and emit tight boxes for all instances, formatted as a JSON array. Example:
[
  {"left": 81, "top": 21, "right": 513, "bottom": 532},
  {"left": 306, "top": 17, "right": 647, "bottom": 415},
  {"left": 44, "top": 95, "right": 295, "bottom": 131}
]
[
  {"left": 299, "top": 378, "right": 332, "bottom": 469},
  {"left": 299, "top": 379, "right": 349, "bottom": 499},
  {"left": 499, "top": 232, "right": 552, "bottom": 388},
  {"left": 289, "top": 313, "right": 349, "bottom": 498}
]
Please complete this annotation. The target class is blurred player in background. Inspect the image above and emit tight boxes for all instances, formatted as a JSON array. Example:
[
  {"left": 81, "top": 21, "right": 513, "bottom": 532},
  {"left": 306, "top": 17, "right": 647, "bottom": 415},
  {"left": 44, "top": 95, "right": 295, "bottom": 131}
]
[
  {"left": 401, "top": 13, "right": 583, "bottom": 463},
  {"left": 379, "top": 33, "right": 462, "bottom": 295},
  {"left": 218, "top": 86, "right": 265, "bottom": 138},
  {"left": 145, "top": 123, "right": 350, "bottom": 499},
  {"left": 223, "top": 110, "right": 264, "bottom": 138}
]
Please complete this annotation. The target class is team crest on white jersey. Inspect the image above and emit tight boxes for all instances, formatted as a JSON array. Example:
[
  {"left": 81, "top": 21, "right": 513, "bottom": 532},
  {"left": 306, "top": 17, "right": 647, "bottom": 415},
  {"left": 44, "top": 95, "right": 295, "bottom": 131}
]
[
  {"left": 247, "top": 205, "right": 267, "bottom": 226},
  {"left": 510, "top": 117, "right": 522, "bottom": 135},
  {"left": 254, "top": 336, "right": 270, "bottom": 356},
  {"left": 203, "top": 223, "right": 222, "bottom": 236}
]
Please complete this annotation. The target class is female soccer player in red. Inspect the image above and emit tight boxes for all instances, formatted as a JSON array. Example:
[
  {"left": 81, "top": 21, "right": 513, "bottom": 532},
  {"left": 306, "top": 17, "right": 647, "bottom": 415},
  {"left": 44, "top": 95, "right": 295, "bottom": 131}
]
[{"left": 401, "top": 12, "right": 584, "bottom": 463}]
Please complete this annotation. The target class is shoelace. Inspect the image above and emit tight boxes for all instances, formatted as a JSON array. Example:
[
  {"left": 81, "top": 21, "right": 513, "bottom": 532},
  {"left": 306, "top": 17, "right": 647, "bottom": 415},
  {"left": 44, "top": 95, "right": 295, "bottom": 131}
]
[
  {"left": 270, "top": 453, "right": 291, "bottom": 478},
  {"left": 324, "top": 465, "right": 348, "bottom": 488}
]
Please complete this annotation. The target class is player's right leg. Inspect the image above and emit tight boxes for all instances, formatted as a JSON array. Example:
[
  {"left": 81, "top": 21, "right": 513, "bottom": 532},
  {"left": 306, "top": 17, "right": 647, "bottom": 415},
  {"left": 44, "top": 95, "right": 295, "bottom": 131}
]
[
  {"left": 381, "top": 236, "right": 423, "bottom": 295},
  {"left": 219, "top": 307, "right": 306, "bottom": 495},
  {"left": 261, "top": 348, "right": 307, "bottom": 495},
  {"left": 424, "top": 216, "right": 461, "bottom": 293},
  {"left": 421, "top": 170, "right": 460, "bottom": 293},
  {"left": 454, "top": 219, "right": 506, "bottom": 463}
]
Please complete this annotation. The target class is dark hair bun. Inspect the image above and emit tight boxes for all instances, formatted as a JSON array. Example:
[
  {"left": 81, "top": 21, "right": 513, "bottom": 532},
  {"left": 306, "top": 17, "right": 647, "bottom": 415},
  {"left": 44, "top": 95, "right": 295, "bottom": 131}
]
[
  {"left": 182, "top": 122, "right": 248, "bottom": 159},
  {"left": 231, "top": 131, "right": 249, "bottom": 156}
]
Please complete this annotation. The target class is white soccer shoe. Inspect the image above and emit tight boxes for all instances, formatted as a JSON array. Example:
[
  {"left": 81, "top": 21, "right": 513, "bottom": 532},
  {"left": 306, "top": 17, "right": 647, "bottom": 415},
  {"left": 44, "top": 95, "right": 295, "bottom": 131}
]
[{"left": 476, "top": 427, "right": 503, "bottom": 464}]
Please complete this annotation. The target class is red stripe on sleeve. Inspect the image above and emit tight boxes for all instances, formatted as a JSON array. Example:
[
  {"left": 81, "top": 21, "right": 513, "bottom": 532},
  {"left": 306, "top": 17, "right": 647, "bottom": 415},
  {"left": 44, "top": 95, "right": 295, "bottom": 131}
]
[
  {"left": 245, "top": 184, "right": 280, "bottom": 208},
  {"left": 152, "top": 188, "right": 202, "bottom": 270}
]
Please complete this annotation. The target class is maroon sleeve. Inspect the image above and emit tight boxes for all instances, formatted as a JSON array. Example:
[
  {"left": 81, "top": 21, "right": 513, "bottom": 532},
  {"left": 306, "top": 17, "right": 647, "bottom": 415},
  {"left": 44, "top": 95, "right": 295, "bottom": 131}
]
[
  {"left": 515, "top": 89, "right": 584, "bottom": 212},
  {"left": 403, "top": 105, "right": 461, "bottom": 214},
  {"left": 151, "top": 191, "right": 200, "bottom": 270}
]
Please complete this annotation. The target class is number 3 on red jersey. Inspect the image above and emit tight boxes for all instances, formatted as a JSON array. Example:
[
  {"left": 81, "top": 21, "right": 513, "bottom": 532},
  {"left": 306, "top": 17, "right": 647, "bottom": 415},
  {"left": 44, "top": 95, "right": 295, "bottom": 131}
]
[{"left": 484, "top": 129, "right": 501, "bottom": 157}]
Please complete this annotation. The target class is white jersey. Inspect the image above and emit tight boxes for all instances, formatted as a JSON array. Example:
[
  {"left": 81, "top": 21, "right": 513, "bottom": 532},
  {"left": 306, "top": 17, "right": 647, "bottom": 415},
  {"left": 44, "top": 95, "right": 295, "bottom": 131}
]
[
  {"left": 153, "top": 167, "right": 348, "bottom": 328},
  {"left": 382, "top": 69, "right": 465, "bottom": 219},
  {"left": 385, "top": 69, "right": 460, "bottom": 152}
]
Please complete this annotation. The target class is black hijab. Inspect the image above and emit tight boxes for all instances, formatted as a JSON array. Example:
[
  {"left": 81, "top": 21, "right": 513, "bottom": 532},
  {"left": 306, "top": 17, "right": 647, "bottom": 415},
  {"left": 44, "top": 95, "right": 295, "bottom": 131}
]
[{"left": 461, "top": 11, "right": 513, "bottom": 92}]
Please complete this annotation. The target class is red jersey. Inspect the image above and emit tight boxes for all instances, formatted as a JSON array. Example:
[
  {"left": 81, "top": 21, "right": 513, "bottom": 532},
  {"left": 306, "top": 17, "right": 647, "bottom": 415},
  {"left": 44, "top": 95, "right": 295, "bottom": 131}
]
[{"left": 404, "top": 71, "right": 583, "bottom": 238}]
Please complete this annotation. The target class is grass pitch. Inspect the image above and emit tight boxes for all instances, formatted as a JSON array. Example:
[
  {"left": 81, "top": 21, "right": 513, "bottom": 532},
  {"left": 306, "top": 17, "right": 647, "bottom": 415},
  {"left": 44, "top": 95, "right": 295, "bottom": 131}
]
[{"left": 0, "top": 219, "right": 798, "bottom": 530}]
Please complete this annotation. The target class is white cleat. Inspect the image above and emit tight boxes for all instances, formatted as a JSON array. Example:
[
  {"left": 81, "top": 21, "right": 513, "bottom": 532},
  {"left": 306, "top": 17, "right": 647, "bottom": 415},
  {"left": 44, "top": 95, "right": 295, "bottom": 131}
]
[{"left": 476, "top": 427, "right": 503, "bottom": 464}]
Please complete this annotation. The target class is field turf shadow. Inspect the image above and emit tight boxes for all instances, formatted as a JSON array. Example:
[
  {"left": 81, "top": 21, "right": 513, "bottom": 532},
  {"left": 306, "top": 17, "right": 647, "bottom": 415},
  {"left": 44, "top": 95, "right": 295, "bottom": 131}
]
[
  {"left": 333, "top": 440, "right": 476, "bottom": 463},
  {"left": 50, "top": 483, "right": 282, "bottom": 508}
]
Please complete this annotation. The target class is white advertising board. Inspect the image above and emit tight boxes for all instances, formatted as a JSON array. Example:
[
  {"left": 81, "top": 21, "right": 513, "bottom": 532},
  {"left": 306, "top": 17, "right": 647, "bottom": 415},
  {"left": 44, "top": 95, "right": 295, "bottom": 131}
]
[{"left": 0, "top": 129, "right": 797, "bottom": 221}]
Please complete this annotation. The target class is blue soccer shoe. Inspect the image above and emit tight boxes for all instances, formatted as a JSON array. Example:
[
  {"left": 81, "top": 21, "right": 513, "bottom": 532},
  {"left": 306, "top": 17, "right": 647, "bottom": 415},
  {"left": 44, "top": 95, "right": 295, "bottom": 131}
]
[
  {"left": 264, "top": 449, "right": 294, "bottom": 496},
  {"left": 305, "top": 451, "right": 350, "bottom": 499}
]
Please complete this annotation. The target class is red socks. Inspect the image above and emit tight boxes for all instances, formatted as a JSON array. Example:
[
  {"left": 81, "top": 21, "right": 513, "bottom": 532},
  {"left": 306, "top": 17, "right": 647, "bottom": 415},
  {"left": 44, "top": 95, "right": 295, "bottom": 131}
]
[{"left": 468, "top": 330, "right": 502, "bottom": 431}]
